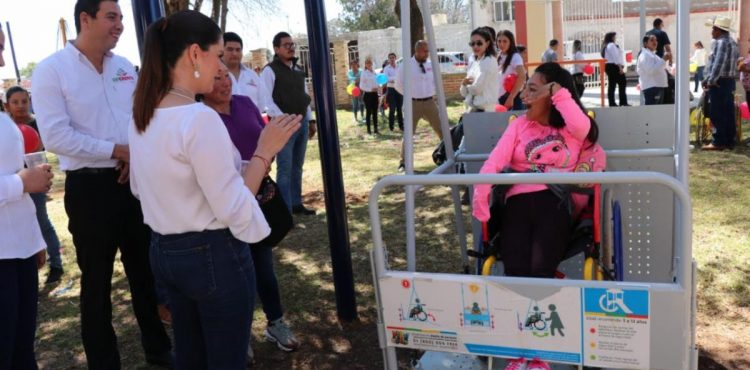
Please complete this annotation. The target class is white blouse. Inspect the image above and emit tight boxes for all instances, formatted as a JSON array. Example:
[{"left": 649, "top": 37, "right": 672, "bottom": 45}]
[
  {"left": 128, "top": 103, "right": 270, "bottom": 243},
  {"left": 359, "top": 69, "right": 380, "bottom": 92},
  {"left": 460, "top": 55, "right": 500, "bottom": 111},
  {"left": 498, "top": 52, "right": 524, "bottom": 97},
  {"left": 637, "top": 48, "right": 668, "bottom": 90},
  {"left": 604, "top": 43, "right": 625, "bottom": 66}
]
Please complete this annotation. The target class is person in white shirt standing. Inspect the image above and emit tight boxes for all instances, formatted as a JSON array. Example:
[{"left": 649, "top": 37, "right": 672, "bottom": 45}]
[
  {"left": 691, "top": 41, "right": 707, "bottom": 93},
  {"left": 601, "top": 31, "right": 630, "bottom": 107},
  {"left": 571, "top": 40, "right": 586, "bottom": 98},
  {"left": 637, "top": 35, "right": 670, "bottom": 105},
  {"left": 0, "top": 24, "right": 54, "bottom": 370},
  {"left": 395, "top": 40, "right": 444, "bottom": 172},
  {"left": 31, "top": 1, "right": 172, "bottom": 368},
  {"left": 223, "top": 32, "right": 279, "bottom": 116},
  {"left": 129, "top": 11, "right": 300, "bottom": 368},
  {"left": 360, "top": 56, "right": 381, "bottom": 135},
  {"left": 461, "top": 28, "right": 500, "bottom": 113},
  {"left": 383, "top": 53, "right": 403, "bottom": 131}
]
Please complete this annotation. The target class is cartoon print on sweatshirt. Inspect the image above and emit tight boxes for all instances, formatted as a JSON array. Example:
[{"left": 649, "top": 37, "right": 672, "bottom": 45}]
[{"left": 524, "top": 133, "right": 571, "bottom": 173}]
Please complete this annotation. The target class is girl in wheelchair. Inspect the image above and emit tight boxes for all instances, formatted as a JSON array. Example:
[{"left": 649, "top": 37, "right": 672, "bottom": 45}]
[{"left": 472, "top": 62, "right": 602, "bottom": 278}]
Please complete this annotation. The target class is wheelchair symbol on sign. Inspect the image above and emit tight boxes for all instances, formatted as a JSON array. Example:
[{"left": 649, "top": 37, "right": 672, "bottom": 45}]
[{"left": 598, "top": 289, "right": 633, "bottom": 314}]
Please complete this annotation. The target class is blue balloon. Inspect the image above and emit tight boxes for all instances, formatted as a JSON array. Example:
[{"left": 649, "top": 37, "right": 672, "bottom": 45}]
[{"left": 376, "top": 73, "right": 388, "bottom": 85}]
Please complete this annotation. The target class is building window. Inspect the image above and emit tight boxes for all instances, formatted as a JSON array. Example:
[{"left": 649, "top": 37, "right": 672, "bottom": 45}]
[{"left": 493, "top": 0, "right": 515, "bottom": 22}]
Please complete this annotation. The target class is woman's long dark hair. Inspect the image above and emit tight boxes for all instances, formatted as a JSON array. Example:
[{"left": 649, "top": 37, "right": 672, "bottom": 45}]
[
  {"left": 470, "top": 27, "right": 497, "bottom": 59},
  {"left": 497, "top": 30, "right": 518, "bottom": 73},
  {"left": 534, "top": 62, "right": 599, "bottom": 145},
  {"left": 573, "top": 40, "right": 582, "bottom": 53},
  {"left": 601, "top": 32, "right": 617, "bottom": 58},
  {"left": 132, "top": 10, "right": 222, "bottom": 133}
]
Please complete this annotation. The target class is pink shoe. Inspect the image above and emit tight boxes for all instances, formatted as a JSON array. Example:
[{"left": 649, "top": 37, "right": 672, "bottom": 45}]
[
  {"left": 526, "top": 357, "right": 552, "bottom": 370},
  {"left": 504, "top": 357, "right": 527, "bottom": 370}
]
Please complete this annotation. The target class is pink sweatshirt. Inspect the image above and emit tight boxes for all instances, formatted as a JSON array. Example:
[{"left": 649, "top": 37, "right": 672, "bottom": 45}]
[{"left": 473, "top": 87, "right": 591, "bottom": 222}]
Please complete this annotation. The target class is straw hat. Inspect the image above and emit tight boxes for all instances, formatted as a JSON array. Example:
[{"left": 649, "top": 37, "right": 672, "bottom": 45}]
[{"left": 705, "top": 16, "right": 735, "bottom": 33}]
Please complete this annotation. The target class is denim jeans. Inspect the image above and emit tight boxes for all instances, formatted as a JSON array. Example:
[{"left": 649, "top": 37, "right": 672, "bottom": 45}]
[
  {"left": 150, "top": 229, "right": 256, "bottom": 370},
  {"left": 250, "top": 246, "right": 283, "bottom": 322},
  {"left": 30, "top": 192, "right": 62, "bottom": 269},
  {"left": 352, "top": 96, "right": 364, "bottom": 119},
  {"left": 694, "top": 66, "right": 704, "bottom": 92},
  {"left": 708, "top": 78, "right": 736, "bottom": 147},
  {"left": 275, "top": 115, "right": 309, "bottom": 212},
  {"left": 0, "top": 257, "right": 39, "bottom": 370},
  {"left": 386, "top": 87, "right": 404, "bottom": 131},
  {"left": 642, "top": 87, "right": 664, "bottom": 105}
]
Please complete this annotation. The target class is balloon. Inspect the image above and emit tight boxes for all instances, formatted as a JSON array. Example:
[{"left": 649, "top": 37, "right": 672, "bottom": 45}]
[
  {"left": 376, "top": 73, "right": 388, "bottom": 85},
  {"left": 351, "top": 86, "right": 362, "bottom": 97},
  {"left": 18, "top": 124, "right": 41, "bottom": 154},
  {"left": 346, "top": 84, "right": 355, "bottom": 95},
  {"left": 741, "top": 102, "right": 750, "bottom": 120},
  {"left": 636, "top": 83, "right": 641, "bottom": 91},
  {"left": 494, "top": 104, "right": 508, "bottom": 112},
  {"left": 625, "top": 52, "right": 633, "bottom": 63},
  {"left": 503, "top": 73, "right": 518, "bottom": 93},
  {"left": 583, "top": 64, "right": 594, "bottom": 76},
  {"left": 261, "top": 113, "right": 270, "bottom": 125},
  {"left": 689, "top": 63, "right": 698, "bottom": 73}
]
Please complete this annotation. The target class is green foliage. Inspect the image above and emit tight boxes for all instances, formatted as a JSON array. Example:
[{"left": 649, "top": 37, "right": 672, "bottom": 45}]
[
  {"left": 20, "top": 61, "right": 37, "bottom": 79},
  {"left": 337, "top": 0, "right": 400, "bottom": 32}
]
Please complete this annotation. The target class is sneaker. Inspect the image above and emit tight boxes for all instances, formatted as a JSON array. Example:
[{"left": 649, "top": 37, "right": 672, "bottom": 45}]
[
  {"left": 265, "top": 318, "right": 300, "bottom": 351},
  {"left": 526, "top": 358, "right": 551, "bottom": 370},
  {"left": 504, "top": 357, "right": 527, "bottom": 370},
  {"left": 246, "top": 343, "right": 254, "bottom": 365},
  {"left": 45, "top": 267, "right": 64, "bottom": 284}
]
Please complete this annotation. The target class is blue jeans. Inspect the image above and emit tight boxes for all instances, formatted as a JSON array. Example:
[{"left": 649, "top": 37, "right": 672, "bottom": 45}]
[
  {"left": 250, "top": 246, "right": 283, "bottom": 322},
  {"left": 275, "top": 116, "right": 309, "bottom": 212},
  {"left": 708, "top": 78, "right": 737, "bottom": 147},
  {"left": 150, "top": 229, "right": 255, "bottom": 370},
  {"left": 693, "top": 66, "right": 704, "bottom": 92},
  {"left": 0, "top": 256, "right": 39, "bottom": 370},
  {"left": 30, "top": 192, "right": 62, "bottom": 269},
  {"left": 352, "top": 96, "right": 364, "bottom": 119},
  {"left": 642, "top": 87, "right": 664, "bottom": 105}
]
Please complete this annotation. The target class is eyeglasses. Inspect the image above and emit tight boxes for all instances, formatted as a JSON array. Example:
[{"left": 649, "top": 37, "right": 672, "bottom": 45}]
[
  {"left": 280, "top": 42, "right": 296, "bottom": 50},
  {"left": 468, "top": 41, "right": 484, "bottom": 47}
]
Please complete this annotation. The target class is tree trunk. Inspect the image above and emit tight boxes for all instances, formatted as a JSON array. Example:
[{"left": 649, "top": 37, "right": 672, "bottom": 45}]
[
  {"left": 194, "top": 0, "right": 204, "bottom": 12},
  {"left": 163, "top": 0, "right": 189, "bottom": 15},
  {"left": 220, "top": 0, "right": 229, "bottom": 31},
  {"left": 394, "top": 0, "right": 424, "bottom": 55},
  {"left": 210, "top": 0, "right": 221, "bottom": 24}
]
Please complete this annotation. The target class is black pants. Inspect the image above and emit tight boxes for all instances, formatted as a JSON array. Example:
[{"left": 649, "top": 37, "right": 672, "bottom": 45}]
[
  {"left": 386, "top": 87, "right": 404, "bottom": 131},
  {"left": 605, "top": 63, "right": 628, "bottom": 106},
  {"left": 363, "top": 91, "right": 379, "bottom": 134},
  {"left": 572, "top": 73, "right": 585, "bottom": 98},
  {"left": 0, "top": 257, "right": 38, "bottom": 370},
  {"left": 64, "top": 170, "right": 170, "bottom": 370},
  {"left": 694, "top": 66, "right": 704, "bottom": 92},
  {"left": 499, "top": 190, "right": 571, "bottom": 278}
]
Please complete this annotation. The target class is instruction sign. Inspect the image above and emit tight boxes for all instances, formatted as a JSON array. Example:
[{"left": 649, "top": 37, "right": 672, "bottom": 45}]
[{"left": 582, "top": 288, "right": 650, "bottom": 369}]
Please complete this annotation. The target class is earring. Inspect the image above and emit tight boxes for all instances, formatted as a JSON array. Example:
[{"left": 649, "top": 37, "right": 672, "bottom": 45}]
[{"left": 193, "top": 64, "right": 200, "bottom": 79}]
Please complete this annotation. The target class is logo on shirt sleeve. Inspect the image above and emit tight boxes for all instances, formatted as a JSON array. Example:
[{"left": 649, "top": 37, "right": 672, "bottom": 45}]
[{"left": 113, "top": 68, "right": 136, "bottom": 82}]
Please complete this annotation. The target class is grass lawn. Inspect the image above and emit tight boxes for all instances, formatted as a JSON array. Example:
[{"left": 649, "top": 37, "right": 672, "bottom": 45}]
[{"left": 35, "top": 103, "right": 750, "bottom": 369}]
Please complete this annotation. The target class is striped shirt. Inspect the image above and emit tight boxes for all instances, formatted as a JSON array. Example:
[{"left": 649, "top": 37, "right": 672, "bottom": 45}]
[{"left": 705, "top": 34, "right": 739, "bottom": 84}]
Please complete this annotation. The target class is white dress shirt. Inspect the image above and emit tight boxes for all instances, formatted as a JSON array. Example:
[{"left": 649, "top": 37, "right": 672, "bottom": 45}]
[
  {"left": 128, "top": 103, "right": 270, "bottom": 244},
  {"left": 637, "top": 48, "right": 668, "bottom": 90},
  {"left": 0, "top": 116, "right": 46, "bottom": 259},
  {"left": 498, "top": 52, "right": 525, "bottom": 97},
  {"left": 383, "top": 64, "right": 398, "bottom": 88},
  {"left": 260, "top": 60, "right": 313, "bottom": 120},
  {"left": 460, "top": 55, "right": 500, "bottom": 111},
  {"left": 395, "top": 57, "right": 436, "bottom": 99},
  {"left": 32, "top": 41, "right": 135, "bottom": 171},
  {"left": 230, "top": 64, "right": 280, "bottom": 114},
  {"left": 604, "top": 43, "right": 625, "bottom": 66},
  {"left": 359, "top": 69, "right": 379, "bottom": 92}
]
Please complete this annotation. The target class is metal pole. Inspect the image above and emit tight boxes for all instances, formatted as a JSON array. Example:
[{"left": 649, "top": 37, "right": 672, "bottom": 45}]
[
  {"left": 675, "top": 0, "right": 690, "bottom": 186},
  {"left": 469, "top": 0, "right": 476, "bottom": 30},
  {"left": 5, "top": 22, "right": 21, "bottom": 84},
  {"left": 639, "top": 0, "right": 646, "bottom": 105},
  {"left": 303, "top": 0, "right": 358, "bottom": 322},
  {"left": 400, "top": 0, "right": 417, "bottom": 274},
  {"left": 131, "top": 0, "right": 165, "bottom": 58}
]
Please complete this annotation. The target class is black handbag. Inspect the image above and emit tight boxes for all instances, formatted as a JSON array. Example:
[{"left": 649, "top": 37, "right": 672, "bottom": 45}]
[{"left": 249, "top": 176, "right": 293, "bottom": 248}]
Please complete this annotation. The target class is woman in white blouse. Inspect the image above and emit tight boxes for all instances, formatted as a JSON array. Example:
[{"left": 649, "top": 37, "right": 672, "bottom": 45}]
[
  {"left": 691, "top": 41, "right": 706, "bottom": 93},
  {"left": 497, "top": 30, "right": 527, "bottom": 110},
  {"left": 359, "top": 56, "right": 380, "bottom": 134},
  {"left": 637, "top": 35, "right": 670, "bottom": 105},
  {"left": 461, "top": 28, "right": 500, "bottom": 112},
  {"left": 571, "top": 40, "right": 586, "bottom": 97},
  {"left": 0, "top": 25, "right": 53, "bottom": 368},
  {"left": 601, "top": 32, "right": 630, "bottom": 106},
  {"left": 128, "top": 11, "right": 301, "bottom": 368}
]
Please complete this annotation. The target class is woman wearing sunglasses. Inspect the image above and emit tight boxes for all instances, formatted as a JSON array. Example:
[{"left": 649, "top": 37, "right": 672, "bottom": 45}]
[{"left": 460, "top": 28, "right": 500, "bottom": 112}]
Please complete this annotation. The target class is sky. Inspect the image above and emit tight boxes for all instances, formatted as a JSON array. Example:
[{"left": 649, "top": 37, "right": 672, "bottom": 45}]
[{"left": 0, "top": 0, "right": 342, "bottom": 80}]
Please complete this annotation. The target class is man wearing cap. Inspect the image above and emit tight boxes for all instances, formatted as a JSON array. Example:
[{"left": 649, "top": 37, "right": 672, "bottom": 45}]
[{"left": 702, "top": 16, "right": 739, "bottom": 150}]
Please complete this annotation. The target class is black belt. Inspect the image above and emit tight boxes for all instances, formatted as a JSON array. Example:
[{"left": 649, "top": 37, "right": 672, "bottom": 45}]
[
  {"left": 66, "top": 167, "right": 117, "bottom": 175},
  {"left": 412, "top": 97, "right": 433, "bottom": 101}
]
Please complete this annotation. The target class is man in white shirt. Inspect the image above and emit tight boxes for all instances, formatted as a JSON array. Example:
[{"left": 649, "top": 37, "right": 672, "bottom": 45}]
[
  {"left": 31, "top": 1, "right": 171, "bottom": 368},
  {"left": 541, "top": 39, "right": 559, "bottom": 63},
  {"left": 223, "top": 32, "right": 280, "bottom": 115},
  {"left": 0, "top": 24, "right": 54, "bottom": 369},
  {"left": 383, "top": 52, "right": 403, "bottom": 131},
  {"left": 261, "top": 32, "right": 317, "bottom": 215},
  {"left": 395, "top": 40, "right": 444, "bottom": 172}
]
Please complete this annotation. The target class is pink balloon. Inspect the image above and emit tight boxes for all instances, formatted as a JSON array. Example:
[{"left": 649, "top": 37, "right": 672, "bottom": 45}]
[
  {"left": 741, "top": 102, "right": 750, "bottom": 120},
  {"left": 351, "top": 87, "right": 362, "bottom": 97},
  {"left": 583, "top": 64, "right": 594, "bottom": 76},
  {"left": 494, "top": 104, "right": 508, "bottom": 112}
]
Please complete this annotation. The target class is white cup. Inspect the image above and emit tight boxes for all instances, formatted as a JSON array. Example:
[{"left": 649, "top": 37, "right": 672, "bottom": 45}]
[{"left": 24, "top": 151, "right": 48, "bottom": 168}]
